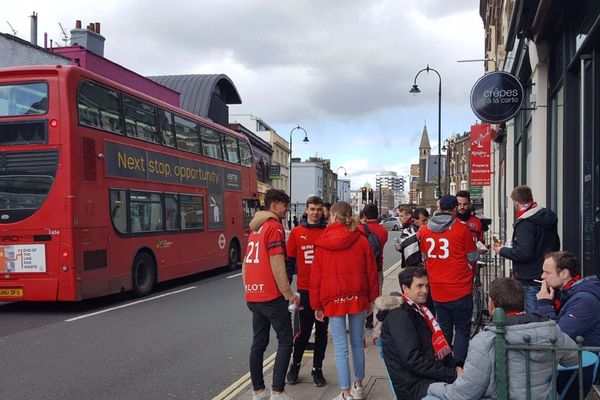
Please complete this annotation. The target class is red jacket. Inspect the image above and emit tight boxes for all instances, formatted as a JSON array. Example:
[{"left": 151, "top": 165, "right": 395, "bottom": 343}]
[{"left": 309, "top": 222, "right": 379, "bottom": 312}]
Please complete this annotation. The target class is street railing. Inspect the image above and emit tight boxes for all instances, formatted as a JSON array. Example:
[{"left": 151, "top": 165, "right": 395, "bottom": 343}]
[{"left": 493, "top": 307, "right": 600, "bottom": 400}]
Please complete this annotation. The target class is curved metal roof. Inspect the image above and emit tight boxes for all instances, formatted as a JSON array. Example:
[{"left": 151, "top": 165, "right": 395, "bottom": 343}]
[{"left": 147, "top": 74, "right": 242, "bottom": 118}]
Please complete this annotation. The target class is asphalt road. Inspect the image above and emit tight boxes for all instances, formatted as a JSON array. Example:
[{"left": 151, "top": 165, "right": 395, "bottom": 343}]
[{"left": 0, "top": 230, "right": 402, "bottom": 400}]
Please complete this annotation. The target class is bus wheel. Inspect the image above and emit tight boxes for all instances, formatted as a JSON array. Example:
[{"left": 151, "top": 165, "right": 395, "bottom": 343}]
[
  {"left": 228, "top": 241, "right": 241, "bottom": 271},
  {"left": 132, "top": 252, "right": 156, "bottom": 297}
]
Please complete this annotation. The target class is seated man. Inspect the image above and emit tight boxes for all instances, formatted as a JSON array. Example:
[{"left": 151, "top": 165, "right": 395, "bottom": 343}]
[
  {"left": 536, "top": 251, "right": 600, "bottom": 346},
  {"left": 375, "top": 266, "right": 460, "bottom": 400},
  {"left": 427, "top": 277, "right": 577, "bottom": 400}
]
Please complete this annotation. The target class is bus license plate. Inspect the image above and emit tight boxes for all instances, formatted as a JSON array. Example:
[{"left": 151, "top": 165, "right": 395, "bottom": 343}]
[{"left": 0, "top": 288, "right": 23, "bottom": 298}]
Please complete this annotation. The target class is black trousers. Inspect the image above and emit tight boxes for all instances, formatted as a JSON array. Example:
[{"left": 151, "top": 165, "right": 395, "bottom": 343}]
[
  {"left": 247, "top": 296, "right": 293, "bottom": 392},
  {"left": 292, "top": 289, "right": 328, "bottom": 368}
]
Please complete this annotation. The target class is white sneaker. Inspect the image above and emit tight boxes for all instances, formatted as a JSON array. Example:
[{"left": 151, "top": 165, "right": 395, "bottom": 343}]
[
  {"left": 252, "top": 388, "right": 269, "bottom": 400},
  {"left": 331, "top": 393, "right": 353, "bottom": 400},
  {"left": 350, "top": 382, "right": 364, "bottom": 399},
  {"left": 270, "top": 391, "right": 293, "bottom": 400}
]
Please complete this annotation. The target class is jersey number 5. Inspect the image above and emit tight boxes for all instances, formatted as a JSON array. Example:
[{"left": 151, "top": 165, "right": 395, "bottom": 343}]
[{"left": 425, "top": 238, "right": 449, "bottom": 259}]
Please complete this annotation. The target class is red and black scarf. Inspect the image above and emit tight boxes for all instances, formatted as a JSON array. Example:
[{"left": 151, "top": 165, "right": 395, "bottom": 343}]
[
  {"left": 402, "top": 294, "right": 452, "bottom": 360},
  {"left": 516, "top": 201, "right": 538, "bottom": 220},
  {"left": 553, "top": 275, "right": 581, "bottom": 312}
]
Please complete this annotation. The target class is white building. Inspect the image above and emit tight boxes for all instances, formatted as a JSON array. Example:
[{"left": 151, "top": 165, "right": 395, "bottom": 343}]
[
  {"left": 376, "top": 171, "right": 405, "bottom": 192},
  {"left": 289, "top": 159, "right": 324, "bottom": 218},
  {"left": 337, "top": 179, "right": 351, "bottom": 203},
  {"left": 229, "top": 114, "right": 290, "bottom": 193}
]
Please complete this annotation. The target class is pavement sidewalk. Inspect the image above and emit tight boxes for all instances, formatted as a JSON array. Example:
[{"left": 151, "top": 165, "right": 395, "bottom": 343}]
[{"left": 231, "top": 262, "right": 401, "bottom": 400}]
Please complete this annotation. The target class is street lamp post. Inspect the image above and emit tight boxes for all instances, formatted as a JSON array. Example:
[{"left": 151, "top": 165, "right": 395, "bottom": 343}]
[
  {"left": 410, "top": 64, "right": 442, "bottom": 198},
  {"left": 289, "top": 125, "right": 309, "bottom": 228}
]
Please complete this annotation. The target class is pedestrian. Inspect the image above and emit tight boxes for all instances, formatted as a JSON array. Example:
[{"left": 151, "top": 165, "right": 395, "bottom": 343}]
[
  {"left": 419, "top": 194, "right": 479, "bottom": 362},
  {"left": 395, "top": 206, "right": 428, "bottom": 268},
  {"left": 292, "top": 215, "right": 299, "bottom": 227},
  {"left": 357, "top": 203, "right": 388, "bottom": 330},
  {"left": 323, "top": 202, "right": 332, "bottom": 222},
  {"left": 243, "top": 189, "right": 300, "bottom": 400},
  {"left": 310, "top": 201, "right": 379, "bottom": 400},
  {"left": 536, "top": 251, "right": 600, "bottom": 346},
  {"left": 455, "top": 190, "right": 484, "bottom": 244},
  {"left": 376, "top": 266, "right": 460, "bottom": 400},
  {"left": 427, "top": 277, "right": 577, "bottom": 400},
  {"left": 285, "top": 196, "right": 328, "bottom": 387},
  {"left": 492, "top": 185, "right": 560, "bottom": 313}
]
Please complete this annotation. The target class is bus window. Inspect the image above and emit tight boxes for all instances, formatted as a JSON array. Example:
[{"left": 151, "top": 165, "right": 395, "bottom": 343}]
[
  {"left": 78, "top": 81, "right": 123, "bottom": 134},
  {"left": 123, "top": 95, "right": 160, "bottom": 144},
  {"left": 158, "top": 109, "right": 176, "bottom": 148},
  {"left": 180, "top": 195, "right": 203, "bottom": 230},
  {"left": 165, "top": 193, "right": 179, "bottom": 230},
  {"left": 129, "top": 191, "right": 162, "bottom": 232},
  {"left": 238, "top": 141, "right": 253, "bottom": 167},
  {"left": 223, "top": 135, "right": 240, "bottom": 164},
  {"left": 109, "top": 189, "right": 127, "bottom": 233},
  {"left": 0, "top": 82, "right": 48, "bottom": 117},
  {"left": 174, "top": 115, "right": 200, "bottom": 153},
  {"left": 243, "top": 199, "right": 261, "bottom": 228},
  {"left": 200, "top": 126, "right": 223, "bottom": 160}
]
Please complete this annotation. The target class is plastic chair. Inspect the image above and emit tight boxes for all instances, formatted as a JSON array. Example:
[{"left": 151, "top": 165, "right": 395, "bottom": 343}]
[
  {"left": 556, "top": 351, "right": 599, "bottom": 400},
  {"left": 375, "top": 338, "right": 398, "bottom": 400}
]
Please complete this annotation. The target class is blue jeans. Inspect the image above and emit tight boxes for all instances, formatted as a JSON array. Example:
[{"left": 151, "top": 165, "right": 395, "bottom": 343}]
[
  {"left": 329, "top": 312, "right": 366, "bottom": 390},
  {"left": 434, "top": 294, "right": 473, "bottom": 362},
  {"left": 523, "top": 285, "right": 539, "bottom": 313}
]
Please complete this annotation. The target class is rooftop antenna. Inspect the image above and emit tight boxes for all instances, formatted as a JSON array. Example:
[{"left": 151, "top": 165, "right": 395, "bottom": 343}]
[
  {"left": 6, "top": 21, "right": 17, "bottom": 35},
  {"left": 58, "top": 22, "right": 69, "bottom": 46}
]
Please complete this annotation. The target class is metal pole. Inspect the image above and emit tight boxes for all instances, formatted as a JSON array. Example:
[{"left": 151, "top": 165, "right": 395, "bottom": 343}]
[
  {"left": 438, "top": 78, "right": 442, "bottom": 198},
  {"left": 289, "top": 130, "right": 293, "bottom": 229}
]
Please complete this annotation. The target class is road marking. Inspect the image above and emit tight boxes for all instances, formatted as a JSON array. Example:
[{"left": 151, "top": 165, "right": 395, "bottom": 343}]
[
  {"left": 226, "top": 272, "right": 243, "bottom": 279},
  {"left": 213, "top": 352, "right": 276, "bottom": 400},
  {"left": 384, "top": 259, "right": 402, "bottom": 277},
  {"left": 65, "top": 286, "right": 197, "bottom": 322}
]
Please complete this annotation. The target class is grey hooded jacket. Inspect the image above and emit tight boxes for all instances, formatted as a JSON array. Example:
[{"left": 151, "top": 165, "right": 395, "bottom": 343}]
[{"left": 428, "top": 313, "right": 577, "bottom": 400}]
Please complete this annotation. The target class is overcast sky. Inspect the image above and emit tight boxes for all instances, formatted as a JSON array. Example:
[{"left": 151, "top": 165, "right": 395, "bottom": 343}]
[{"left": 4, "top": 0, "right": 485, "bottom": 189}]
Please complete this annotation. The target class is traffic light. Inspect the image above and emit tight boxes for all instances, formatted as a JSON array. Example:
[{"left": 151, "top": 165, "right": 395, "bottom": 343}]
[
  {"left": 368, "top": 188, "right": 373, "bottom": 203},
  {"left": 361, "top": 187, "right": 367, "bottom": 203}
]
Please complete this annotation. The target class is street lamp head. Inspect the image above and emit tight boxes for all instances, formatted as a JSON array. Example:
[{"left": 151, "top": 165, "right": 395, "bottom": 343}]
[
  {"left": 409, "top": 84, "right": 421, "bottom": 94},
  {"left": 303, "top": 135, "right": 309, "bottom": 143}
]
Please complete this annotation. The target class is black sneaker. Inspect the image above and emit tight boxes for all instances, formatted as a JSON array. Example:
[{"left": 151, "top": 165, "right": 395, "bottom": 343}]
[
  {"left": 286, "top": 362, "right": 301, "bottom": 384},
  {"left": 311, "top": 367, "right": 327, "bottom": 387}
]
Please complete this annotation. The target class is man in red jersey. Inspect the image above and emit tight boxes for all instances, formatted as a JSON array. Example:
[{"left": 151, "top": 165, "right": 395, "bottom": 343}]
[
  {"left": 244, "top": 189, "right": 299, "bottom": 400},
  {"left": 358, "top": 203, "right": 388, "bottom": 330},
  {"left": 419, "top": 195, "right": 479, "bottom": 363},
  {"left": 285, "top": 196, "right": 328, "bottom": 387},
  {"left": 456, "top": 190, "right": 484, "bottom": 244}
]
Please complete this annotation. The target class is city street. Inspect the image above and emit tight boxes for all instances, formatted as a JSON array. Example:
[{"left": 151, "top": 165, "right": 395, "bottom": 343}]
[{"left": 0, "top": 231, "right": 402, "bottom": 400}]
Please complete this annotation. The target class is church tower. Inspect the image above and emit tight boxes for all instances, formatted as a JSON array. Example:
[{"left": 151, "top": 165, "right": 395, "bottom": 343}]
[{"left": 418, "top": 123, "right": 431, "bottom": 184}]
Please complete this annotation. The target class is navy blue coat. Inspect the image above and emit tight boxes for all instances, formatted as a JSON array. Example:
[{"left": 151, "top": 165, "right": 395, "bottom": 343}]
[
  {"left": 499, "top": 206, "right": 560, "bottom": 282},
  {"left": 536, "top": 277, "right": 600, "bottom": 346}
]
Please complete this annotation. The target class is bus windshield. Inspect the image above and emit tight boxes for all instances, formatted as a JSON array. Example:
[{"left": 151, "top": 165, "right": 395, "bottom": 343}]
[
  {"left": 0, "top": 82, "right": 48, "bottom": 117},
  {"left": 0, "top": 175, "right": 53, "bottom": 211}
]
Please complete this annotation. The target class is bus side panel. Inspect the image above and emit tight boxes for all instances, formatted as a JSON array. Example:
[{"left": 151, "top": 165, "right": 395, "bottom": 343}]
[{"left": 76, "top": 227, "right": 110, "bottom": 299}]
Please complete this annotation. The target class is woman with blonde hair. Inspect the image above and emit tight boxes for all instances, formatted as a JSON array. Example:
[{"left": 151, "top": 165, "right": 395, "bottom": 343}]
[{"left": 310, "top": 201, "right": 379, "bottom": 400}]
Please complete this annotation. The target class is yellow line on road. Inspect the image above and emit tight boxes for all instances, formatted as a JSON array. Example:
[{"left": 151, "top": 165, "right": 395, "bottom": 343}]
[
  {"left": 384, "top": 259, "right": 402, "bottom": 278},
  {"left": 212, "top": 352, "right": 276, "bottom": 400}
]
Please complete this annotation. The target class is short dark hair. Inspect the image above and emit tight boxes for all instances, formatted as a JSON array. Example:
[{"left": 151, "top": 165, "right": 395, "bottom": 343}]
[
  {"left": 489, "top": 277, "right": 524, "bottom": 313},
  {"left": 363, "top": 203, "right": 378, "bottom": 219},
  {"left": 545, "top": 251, "right": 579, "bottom": 277},
  {"left": 398, "top": 266, "right": 428, "bottom": 291},
  {"left": 306, "top": 196, "right": 323, "bottom": 207},
  {"left": 511, "top": 185, "right": 533, "bottom": 204},
  {"left": 323, "top": 202, "right": 332, "bottom": 210},
  {"left": 264, "top": 189, "right": 290, "bottom": 208},
  {"left": 456, "top": 190, "right": 471, "bottom": 201},
  {"left": 413, "top": 208, "right": 429, "bottom": 219}
]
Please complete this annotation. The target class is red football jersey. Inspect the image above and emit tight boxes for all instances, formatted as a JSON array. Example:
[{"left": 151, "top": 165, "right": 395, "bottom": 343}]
[
  {"left": 244, "top": 218, "right": 286, "bottom": 302},
  {"left": 286, "top": 225, "right": 325, "bottom": 290},
  {"left": 420, "top": 220, "right": 476, "bottom": 302}
]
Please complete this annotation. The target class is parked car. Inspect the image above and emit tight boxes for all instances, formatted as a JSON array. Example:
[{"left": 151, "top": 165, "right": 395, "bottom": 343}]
[{"left": 380, "top": 216, "right": 402, "bottom": 231}]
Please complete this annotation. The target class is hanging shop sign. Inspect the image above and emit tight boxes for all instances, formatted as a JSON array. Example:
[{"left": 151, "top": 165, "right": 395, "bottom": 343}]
[
  {"left": 269, "top": 165, "right": 281, "bottom": 179},
  {"left": 470, "top": 124, "right": 492, "bottom": 187},
  {"left": 470, "top": 72, "right": 524, "bottom": 123}
]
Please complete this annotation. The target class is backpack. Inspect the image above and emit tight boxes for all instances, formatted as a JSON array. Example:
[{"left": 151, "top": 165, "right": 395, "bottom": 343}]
[{"left": 362, "top": 223, "right": 382, "bottom": 266}]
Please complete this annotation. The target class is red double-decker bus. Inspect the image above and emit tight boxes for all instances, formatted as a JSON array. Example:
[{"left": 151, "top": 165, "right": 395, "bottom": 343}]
[{"left": 0, "top": 65, "right": 259, "bottom": 301}]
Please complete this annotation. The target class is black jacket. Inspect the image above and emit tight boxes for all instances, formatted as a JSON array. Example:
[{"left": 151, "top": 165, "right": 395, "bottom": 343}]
[
  {"left": 499, "top": 206, "right": 560, "bottom": 282},
  {"left": 376, "top": 295, "right": 458, "bottom": 400}
]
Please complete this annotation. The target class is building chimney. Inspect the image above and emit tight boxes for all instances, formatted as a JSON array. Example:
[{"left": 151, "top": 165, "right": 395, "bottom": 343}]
[
  {"left": 70, "top": 20, "right": 105, "bottom": 57},
  {"left": 30, "top": 11, "right": 38, "bottom": 46}
]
